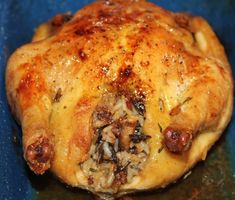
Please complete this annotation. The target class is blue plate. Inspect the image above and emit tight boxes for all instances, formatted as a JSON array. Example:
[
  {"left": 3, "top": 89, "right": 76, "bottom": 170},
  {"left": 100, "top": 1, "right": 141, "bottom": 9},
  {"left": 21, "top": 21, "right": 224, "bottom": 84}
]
[{"left": 0, "top": 0, "right": 234, "bottom": 199}]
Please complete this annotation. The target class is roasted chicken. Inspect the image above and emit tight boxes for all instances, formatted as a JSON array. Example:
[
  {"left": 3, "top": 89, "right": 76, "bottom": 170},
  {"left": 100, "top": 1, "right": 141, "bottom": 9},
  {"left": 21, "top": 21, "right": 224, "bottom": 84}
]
[{"left": 6, "top": 0, "right": 233, "bottom": 198}]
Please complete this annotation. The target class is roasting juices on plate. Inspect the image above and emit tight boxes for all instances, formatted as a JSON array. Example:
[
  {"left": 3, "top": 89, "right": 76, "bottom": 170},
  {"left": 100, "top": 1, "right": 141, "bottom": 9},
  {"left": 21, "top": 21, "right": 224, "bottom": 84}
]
[{"left": 5, "top": 0, "right": 233, "bottom": 199}]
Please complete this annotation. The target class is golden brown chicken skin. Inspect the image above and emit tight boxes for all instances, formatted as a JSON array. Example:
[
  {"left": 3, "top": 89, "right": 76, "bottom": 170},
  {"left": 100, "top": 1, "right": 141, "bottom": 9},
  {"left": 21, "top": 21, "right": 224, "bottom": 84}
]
[{"left": 6, "top": 0, "right": 233, "bottom": 198}]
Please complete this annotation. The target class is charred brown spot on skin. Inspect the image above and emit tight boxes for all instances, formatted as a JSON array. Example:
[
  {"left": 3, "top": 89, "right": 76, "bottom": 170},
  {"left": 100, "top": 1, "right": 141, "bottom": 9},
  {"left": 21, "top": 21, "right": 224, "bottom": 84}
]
[
  {"left": 98, "top": 9, "right": 113, "bottom": 21},
  {"left": 140, "top": 60, "right": 150, "bottom": 68},
  {"left": 111, "top": 66, "right": 134, "bottom": 88},
  {"left": 51, "top": 13, "right": 73, "bottom": 27},
  {"left": 74, "top": 27, "right": 93, "bottom": 36},
  {"left": 120, "top": 66, "right": 132, "bottom": 79},
  {"left": 16, "top": 70, "right": 46, "bottom": 109},
  {"left": 78, "top": 49, "right": 87, "bottom": 61},
  {"left": 80, "top": 92, "right": 151, "bottom": 191},
  {"left": 99, "top": 64, "right": 110, "bottom": 75},
  {"left": 74, "top": 3, "right": 145, "bottom": 38},
  {"left": 96, "top": 8, "right": 141, "bottom": 26},
  {"left": 174, "top": 13, "right": 191, "bottom": 29},
  {"left": 26, "top": 137, "right": 53, "bottom": 174},
  {"left": 163, "top": 127, "right": 192, "bottom": 153},
  {"left": 74, "top": 24, "right": 106, "bottom": 36},
  {"left": 169, "top": 104, "right": 181, "bottom": 116}
]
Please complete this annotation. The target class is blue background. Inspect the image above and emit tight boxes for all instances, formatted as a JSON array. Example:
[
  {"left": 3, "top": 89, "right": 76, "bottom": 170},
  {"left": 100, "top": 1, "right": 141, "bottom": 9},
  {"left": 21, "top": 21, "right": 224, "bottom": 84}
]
[{"left": 0, "top": 0, "right": 234, "bottom": 199}]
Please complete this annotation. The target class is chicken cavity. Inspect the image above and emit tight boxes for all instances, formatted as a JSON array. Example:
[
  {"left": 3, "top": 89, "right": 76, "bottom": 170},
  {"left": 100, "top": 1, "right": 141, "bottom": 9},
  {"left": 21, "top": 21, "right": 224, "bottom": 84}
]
[{"left": 80, "top": 92, "right": 151, "bottom": 193}]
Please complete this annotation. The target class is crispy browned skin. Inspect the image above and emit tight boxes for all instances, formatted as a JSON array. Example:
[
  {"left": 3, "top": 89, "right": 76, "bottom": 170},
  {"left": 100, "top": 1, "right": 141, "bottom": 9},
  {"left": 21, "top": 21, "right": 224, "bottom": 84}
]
[{"left": 6, "top": 0, "right": 233, "bottom": 197}]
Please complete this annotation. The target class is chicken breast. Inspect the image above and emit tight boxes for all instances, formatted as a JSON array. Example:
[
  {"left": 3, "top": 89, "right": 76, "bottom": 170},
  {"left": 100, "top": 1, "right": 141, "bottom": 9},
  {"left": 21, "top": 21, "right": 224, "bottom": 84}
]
[{"left": 5, "top": 0, "right": 233, "bottom": 198}]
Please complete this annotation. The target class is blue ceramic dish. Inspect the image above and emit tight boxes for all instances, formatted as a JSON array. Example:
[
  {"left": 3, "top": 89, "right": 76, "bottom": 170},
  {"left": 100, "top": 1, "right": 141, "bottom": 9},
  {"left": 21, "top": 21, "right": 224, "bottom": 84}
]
[{"left": 0, "top": 0, "right": 234, "bottom": 199}]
